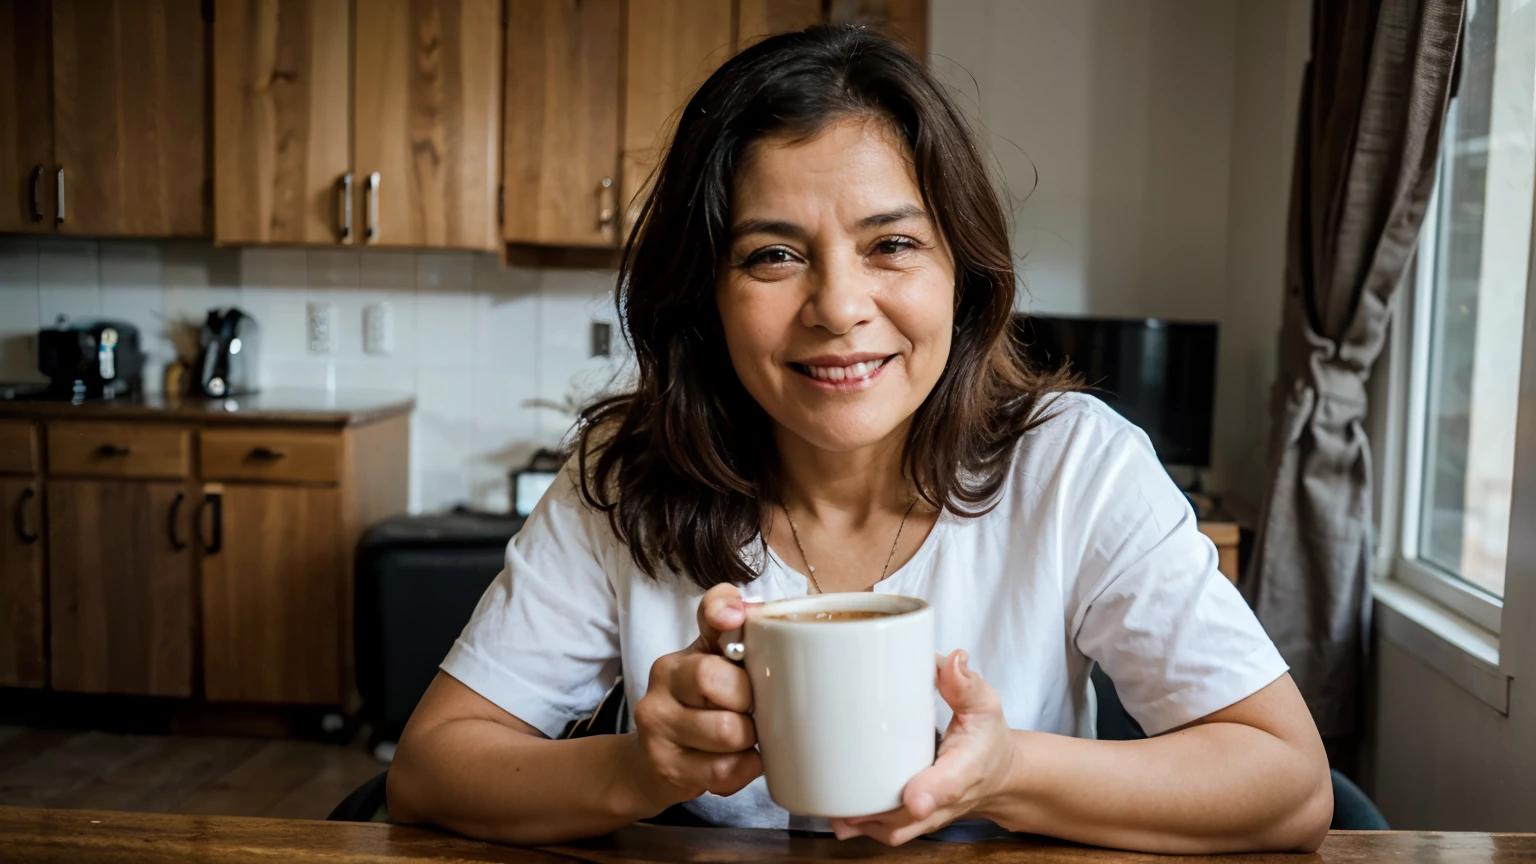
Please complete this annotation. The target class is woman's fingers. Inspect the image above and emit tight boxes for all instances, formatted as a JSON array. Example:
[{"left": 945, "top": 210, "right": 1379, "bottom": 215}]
[
  {"left": 643, "top": 739, "right": 764, "bottom": 799},
  {"left": 694, "top": 583, "right": 746, "bottom": 652},
  {"left": 670, "top": 652, "right": 754, "bottom": 712}
]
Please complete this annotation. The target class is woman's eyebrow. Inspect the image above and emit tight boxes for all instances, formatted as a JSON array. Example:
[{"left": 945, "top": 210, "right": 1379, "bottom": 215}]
[
  {"left": 731, "top": 218, "right": 807, "bottom": 240},
  {"left": 858, "top": 204, "right": 930, "bottom": 229},
  {"left": 731, "top": 205, "right": 930, "bottom": 240}
]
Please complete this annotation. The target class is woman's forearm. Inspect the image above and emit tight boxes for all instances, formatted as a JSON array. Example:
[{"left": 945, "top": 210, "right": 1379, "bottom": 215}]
[
  {"left": 980, "top": 725, "right": 1332, "bottom": 854},
  {"left": 387, "top": 719, "right": 658, "bottom": 845}
]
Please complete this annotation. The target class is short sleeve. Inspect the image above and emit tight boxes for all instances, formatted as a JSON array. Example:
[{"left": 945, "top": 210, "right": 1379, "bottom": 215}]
[
  {"left": 440, "top": 464, "right": 621, "bottom": 738},
  {"left": 1065, "top": 413, "right": 1288, "bottom": 736}
]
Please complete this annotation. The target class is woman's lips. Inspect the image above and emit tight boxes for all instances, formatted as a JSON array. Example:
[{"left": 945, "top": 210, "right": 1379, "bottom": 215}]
[{"left": 789, "top": 354, "right": 896, "bottom": 390}]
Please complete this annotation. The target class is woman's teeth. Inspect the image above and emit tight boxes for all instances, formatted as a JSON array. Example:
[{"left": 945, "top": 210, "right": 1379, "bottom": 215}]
[{"left": 801, "top": 357, "right": 888, "bottom": 382}]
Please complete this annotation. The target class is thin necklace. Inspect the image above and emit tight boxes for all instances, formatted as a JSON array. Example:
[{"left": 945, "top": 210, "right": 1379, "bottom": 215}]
[{"left": 781, "top": 497, "right": 918, "bottom": 594}]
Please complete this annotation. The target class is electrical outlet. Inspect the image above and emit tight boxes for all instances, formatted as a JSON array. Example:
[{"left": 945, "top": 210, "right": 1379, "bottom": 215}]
[
  {"left": 307, "top": 302, "right": 335, "bottom": 354},
  {"left": 591, "top": 321, "right": 612, "bottom": 358},
  {"left": 364, "top": 302, "right": 394, "bottom": 355}
]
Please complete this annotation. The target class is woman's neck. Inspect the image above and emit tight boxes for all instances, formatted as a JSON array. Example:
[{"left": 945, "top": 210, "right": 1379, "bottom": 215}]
[{"left": 773, "top": 423, "right": 912, "bottom": 527}]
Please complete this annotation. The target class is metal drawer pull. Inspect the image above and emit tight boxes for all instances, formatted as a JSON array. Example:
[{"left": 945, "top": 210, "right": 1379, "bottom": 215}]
[
  {"left": 248, "top": 446, "right": 288, "bottom": 460},
  {"left": 168, "top": 491, "right": 187, "bottom": 550},
  {"left": 29, "top": 165, "right": 43, "bottom": 221},
  {"left": 339, "top": 172, "right": 353, "bottom": 241},
  {"left": 96, "top": 443, "right": 132, "bottom": 457},
  {"left": 365, "top": 172, "right": 379, "bottom": 243},
  {"left": 196, "top": 492, "right": 223, "bottom": 556},
  {"left": 15, "top": 486, "right": 38, "bottom": 544},
  {"left": 55, "top": 167, "right": 65, "bottom": 224}
]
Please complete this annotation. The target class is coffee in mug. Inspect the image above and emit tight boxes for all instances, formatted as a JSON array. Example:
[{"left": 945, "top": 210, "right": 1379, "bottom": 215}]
[{"left": 723, "top": 594, "right": 935, "bottom": 817}]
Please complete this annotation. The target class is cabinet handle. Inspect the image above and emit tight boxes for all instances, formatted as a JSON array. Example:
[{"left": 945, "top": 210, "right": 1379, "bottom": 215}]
[
  {"left": 55, "top": 167, "right": 65, "bottom": 224},
  {"left": 29, "top": 165, "right": 43, "bottom": 222},
  {"left": 598, "top": 176, "right": 616, "bottom": 230},
  {"left": 365, "top": 172, "right": 379, "bottom": 243},
  {"left": 248, "top": 446, "right": 287, "bottom": 460},
  {"left": 168, "top": 491, "right": 186, "bottom": 550},
  {"left": 95, "top": 443, "right": 132, "bottom": 457},
  {"left": 338, "top": 172, "right": 353, "bottom": 241},
  {"left": 15, "top": 486, "right": 38, "bottom": 544},
  {"left": 196, "top": 492, "right": 223, "bottom": 556}
]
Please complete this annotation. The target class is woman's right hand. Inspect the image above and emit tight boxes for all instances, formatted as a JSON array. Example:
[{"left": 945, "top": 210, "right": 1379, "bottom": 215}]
[{"left": 627, "top": 583, "right": 763, "bottom": 813}]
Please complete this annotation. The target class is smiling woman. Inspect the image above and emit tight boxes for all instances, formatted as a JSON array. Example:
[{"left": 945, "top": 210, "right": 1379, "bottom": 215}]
[{"left": 385, "top": 24, "right": 1332, "bottom": 855}]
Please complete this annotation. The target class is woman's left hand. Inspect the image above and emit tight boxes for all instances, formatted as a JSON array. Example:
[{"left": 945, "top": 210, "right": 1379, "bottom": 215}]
[{"left": 829, "top": 650, "right": 1016, "bottom": 846}]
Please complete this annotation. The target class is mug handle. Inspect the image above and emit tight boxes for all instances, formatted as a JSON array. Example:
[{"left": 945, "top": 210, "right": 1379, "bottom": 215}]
[{"left": 721, "top": 628, "right": 746, "bottom": 663}]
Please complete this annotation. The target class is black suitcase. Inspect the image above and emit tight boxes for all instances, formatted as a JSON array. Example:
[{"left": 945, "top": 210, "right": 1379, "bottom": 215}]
[{"left": 355, "top": 510, "right": 524, "bottom": 749}]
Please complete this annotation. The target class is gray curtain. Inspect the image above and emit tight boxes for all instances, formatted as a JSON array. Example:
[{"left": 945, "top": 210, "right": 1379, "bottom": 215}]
[{"left": 1242, "top": 0, "right": 1464, "bottom": 738}]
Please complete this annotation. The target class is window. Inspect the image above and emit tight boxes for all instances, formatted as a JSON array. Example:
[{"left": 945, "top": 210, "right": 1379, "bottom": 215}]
[{"left": 1399, "top": 0, "right": 1533, "bottom": 630}]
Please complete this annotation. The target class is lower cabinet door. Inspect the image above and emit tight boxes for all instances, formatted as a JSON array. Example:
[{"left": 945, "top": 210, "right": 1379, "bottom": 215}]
[
  {"left": 0, "top": 478, "right": 47, "bottom": 688},
  {"left": 47, "top": 479, "right": 195, "bottom": 696},
  {"left": 200, "top": 483, "right": 344, "bottom": 704}
]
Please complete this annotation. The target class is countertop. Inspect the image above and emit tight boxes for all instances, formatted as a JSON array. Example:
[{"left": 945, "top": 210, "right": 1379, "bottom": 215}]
[
  {"left": 0, "top": 388, "right": 415, "bottom": 427},
  {"left": 2, "top": 806, "right": 1533, "bottom": 863}
]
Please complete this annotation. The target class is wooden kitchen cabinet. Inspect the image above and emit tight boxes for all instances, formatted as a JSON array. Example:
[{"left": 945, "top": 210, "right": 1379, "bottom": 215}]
[
  {"left": 0, "top": 476, "right": 46, "bottom": 689},
  {"left": 213, "top": 0, "right": 351, "bottom": 245},
  {"left": 201, "top": 482, "right": 345, "bottom": 704},
  {"left": 502, "top": 0, "right": 622, "bottom": 248},
  {"left": 50, "top": 0, "right": 208, "bottom": 237},
  {"left": 620, "top": 0, "right": 734, "bottom": 233},
  {"left": 736, "top": 0, "right": 823, "bottom": 48},
  {"left": 47, "top": 478, "right": 195, "bottom": 697},
  {"left": 0, "top": 0, "right": 55, "bottom": 233},
  {"left": 829, "top": 0, "right": 928, "bottom": 57},
  {"left": 354, "top": 0, "right": 502, "bottom": 250}
]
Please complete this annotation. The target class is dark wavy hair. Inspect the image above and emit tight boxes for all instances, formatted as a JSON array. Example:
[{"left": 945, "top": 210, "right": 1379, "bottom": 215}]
[{"left": 576, "top": 25, "right": 1074, "bottom": 590}]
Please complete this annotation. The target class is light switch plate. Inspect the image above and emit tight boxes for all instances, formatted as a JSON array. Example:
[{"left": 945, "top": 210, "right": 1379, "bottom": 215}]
[
  {"left": 364, "top": 302, "right": 394, "bottom": 355},
  {"left": 307, "top": 302, "right": 335, "bottom": 354}
]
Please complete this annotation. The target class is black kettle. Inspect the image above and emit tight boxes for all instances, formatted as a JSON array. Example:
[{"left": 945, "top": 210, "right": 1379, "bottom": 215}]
[{"left": 196, "top": 307, "right": 259, "bottom": 397}]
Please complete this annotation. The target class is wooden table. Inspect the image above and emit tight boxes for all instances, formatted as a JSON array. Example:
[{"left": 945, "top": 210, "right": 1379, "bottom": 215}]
[{"left": 3, "top": 807, "right": 1534, "bottom": 864}]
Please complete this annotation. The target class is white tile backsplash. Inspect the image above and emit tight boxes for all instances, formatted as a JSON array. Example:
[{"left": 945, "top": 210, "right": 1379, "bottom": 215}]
[{"left": 2, "top": 235, "right": 621, "bottom": 514}]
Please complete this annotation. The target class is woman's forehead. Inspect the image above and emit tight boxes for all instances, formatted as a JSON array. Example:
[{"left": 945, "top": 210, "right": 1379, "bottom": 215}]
[{"left": 732, "top": 118, "right": 923, "bottom": 231}]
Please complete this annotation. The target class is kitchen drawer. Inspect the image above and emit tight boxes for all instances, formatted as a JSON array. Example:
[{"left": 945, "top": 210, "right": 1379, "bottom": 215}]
[
  {"left": 48, "top": 423, "right": 190, "bottom": 479},
  {"left": 0, "top": 421, "right": 38, "bottom": 474},
  {"left": 200, "top": 429, "right": 341, "bottom": 484}
]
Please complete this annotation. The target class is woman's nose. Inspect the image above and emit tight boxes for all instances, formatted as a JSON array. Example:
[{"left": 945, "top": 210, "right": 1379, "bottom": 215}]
[{"left": 801, "top": 252, "right": 877, "bottom": 335}]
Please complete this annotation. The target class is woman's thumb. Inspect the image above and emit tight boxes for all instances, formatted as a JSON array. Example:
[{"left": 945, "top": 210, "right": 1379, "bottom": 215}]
[{"left": 936, "top": 649, "right": 989, "bottom": 713}]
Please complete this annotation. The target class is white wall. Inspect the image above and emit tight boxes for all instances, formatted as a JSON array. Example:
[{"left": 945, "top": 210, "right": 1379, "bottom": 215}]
[
  {"left": 929, "top": 0, "right": 1310, "bottom": 517},
  {"left": 0, "top": 238, "right": 623, "bottom": 514}
]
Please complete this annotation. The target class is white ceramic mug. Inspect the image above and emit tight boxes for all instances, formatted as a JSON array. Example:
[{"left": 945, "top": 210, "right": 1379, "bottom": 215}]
[{"left": 723, "top": 593, "right": 935, "bottom": 818}]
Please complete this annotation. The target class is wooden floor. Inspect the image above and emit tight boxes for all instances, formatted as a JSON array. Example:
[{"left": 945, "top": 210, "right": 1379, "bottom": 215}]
[{"left": 0, "top": 726, "right": 383, "bottom": 819}]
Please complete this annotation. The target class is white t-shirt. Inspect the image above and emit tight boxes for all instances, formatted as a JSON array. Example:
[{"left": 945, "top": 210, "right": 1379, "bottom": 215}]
[{"left": 442, "top": 393, "right": 1287, "bottom": 829}]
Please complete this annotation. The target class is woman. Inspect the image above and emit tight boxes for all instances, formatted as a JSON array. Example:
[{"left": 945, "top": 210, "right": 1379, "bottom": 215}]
[{"left": 388, "top": 25, "right": 1332, "bottom": 852}]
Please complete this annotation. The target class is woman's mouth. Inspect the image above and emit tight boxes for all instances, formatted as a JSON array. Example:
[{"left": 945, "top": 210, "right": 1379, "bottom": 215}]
[{"left": 789, "top": 354, "right": 896, "bottom": 390}]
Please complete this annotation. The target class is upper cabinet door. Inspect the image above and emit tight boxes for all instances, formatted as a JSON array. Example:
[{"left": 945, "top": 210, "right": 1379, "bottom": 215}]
[
  {"left": 621, "top": 0, "right": 732, "bottom": 233},
  {"left": 213, "top": 0, "right": 351, "bottom": 245},
  {"left": 736, "top": 0, "right": 824, "bottom": 50},
  {"left": 828, "top": 0, "right": 928, "bottom": 58},
  {"left": 0, "top": 0, "right": 55, "bottom": 233},
  {"left": 503, "top": 0, "right": 621, "bottom": 249},
  {"left": 354, "top": 0, "right": 502, "bottom": 251},
  {"left": 50, "top": 0, "right": 209, "bottom": 237}
]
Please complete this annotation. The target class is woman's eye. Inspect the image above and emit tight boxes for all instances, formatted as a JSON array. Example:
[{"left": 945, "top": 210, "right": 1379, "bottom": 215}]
[
  {"left": 873, "top": 237, "right": 918, "bottom": 256},
  {"left": 743, "top": 247, "right": 799, "bottom": 269}
]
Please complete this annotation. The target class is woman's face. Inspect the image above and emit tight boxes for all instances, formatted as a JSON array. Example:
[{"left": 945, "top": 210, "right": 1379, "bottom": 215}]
[{"left": 717, "top": 118, "right": 956, "bottom": 454}]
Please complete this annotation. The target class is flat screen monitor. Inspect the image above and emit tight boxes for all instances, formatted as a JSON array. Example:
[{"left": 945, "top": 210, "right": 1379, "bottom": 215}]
[{"left": 1014, "top": 315, "right": 1218, "bottom": 468}]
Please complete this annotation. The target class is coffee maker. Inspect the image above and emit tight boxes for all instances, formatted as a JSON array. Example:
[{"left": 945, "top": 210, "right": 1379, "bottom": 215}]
[
  {"left": 196, "top": 308, "right": 259, "bottom": 397},
  {"left": 37, "top": 317, "right": 144, "bottom": 400}
]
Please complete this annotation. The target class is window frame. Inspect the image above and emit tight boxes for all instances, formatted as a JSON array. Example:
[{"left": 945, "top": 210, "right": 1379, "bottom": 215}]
[{"left": 1388, "top": 146, "right": 1515, "bottom": 636}]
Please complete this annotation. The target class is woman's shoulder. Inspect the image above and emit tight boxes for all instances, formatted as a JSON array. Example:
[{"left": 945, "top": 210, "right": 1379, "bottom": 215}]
[{"left": 994, "top": 391, "right": 1158, "bottom": 502}]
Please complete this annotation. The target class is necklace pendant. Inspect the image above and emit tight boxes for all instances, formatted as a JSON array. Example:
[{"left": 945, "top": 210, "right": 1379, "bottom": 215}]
[{"left": 808, "top": 565, "right": 815, "bottom": 573}]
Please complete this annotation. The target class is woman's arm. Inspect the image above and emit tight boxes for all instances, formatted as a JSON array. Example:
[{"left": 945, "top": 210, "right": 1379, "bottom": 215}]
[
  {"left": 386, "top": 672, "right": 654, "bottom": 844},
  {"left": 388, "top": 586, "right": 762, "bottom": 846},
  {"left": 831, "top": 654, "right": 1332, "bottom": 853},
  {"left": 983, "top": 674, "right": 1332, "bottom": 853}
]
